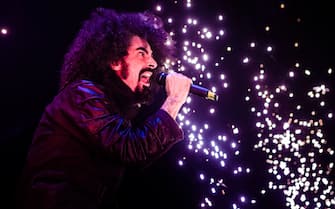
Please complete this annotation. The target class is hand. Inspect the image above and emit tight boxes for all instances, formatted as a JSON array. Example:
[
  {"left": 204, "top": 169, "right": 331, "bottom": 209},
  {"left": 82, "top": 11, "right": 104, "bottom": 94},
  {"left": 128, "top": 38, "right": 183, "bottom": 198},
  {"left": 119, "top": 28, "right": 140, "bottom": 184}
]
[
  {"left": 165, "top": 72, "right": 192, "bottom": 103},
  {"left": 161, "top": 72, "right": 192, "bottom": 119}
]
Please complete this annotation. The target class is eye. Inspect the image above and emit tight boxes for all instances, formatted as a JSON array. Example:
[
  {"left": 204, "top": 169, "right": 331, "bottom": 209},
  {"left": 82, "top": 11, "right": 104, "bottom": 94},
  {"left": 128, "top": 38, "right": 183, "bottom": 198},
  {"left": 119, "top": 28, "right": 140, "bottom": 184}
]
[{"left": 139, "top": 51, "right": 145, "bottom": 56}]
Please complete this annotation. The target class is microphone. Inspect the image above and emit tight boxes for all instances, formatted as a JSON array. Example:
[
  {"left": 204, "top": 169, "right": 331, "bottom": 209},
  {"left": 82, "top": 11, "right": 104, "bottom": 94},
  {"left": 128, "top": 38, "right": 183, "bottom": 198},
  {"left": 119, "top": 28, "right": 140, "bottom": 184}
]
[{"left": 156, "top": 72, "right": 219, "bottom": 101}]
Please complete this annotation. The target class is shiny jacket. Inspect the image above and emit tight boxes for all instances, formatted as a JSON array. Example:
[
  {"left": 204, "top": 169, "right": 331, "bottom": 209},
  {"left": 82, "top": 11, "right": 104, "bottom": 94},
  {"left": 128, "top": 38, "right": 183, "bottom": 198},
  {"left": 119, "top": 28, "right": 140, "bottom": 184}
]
[{"left": 19, "top": 72, "right": 184, "bottom": 209}]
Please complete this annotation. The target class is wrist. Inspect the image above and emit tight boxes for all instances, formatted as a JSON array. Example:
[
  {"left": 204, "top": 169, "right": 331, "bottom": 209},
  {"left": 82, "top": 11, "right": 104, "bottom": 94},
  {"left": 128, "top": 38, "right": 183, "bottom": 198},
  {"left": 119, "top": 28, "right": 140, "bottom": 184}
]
[{"left": 160, "top": 97, "right": 184, "bottom": 119}]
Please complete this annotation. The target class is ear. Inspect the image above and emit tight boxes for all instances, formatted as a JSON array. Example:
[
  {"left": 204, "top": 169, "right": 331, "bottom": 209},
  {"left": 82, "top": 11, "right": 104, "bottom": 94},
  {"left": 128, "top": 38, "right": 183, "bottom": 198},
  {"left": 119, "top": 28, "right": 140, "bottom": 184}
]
[{"left": 110, "top": 60, "right": 121, "bottom": 72}]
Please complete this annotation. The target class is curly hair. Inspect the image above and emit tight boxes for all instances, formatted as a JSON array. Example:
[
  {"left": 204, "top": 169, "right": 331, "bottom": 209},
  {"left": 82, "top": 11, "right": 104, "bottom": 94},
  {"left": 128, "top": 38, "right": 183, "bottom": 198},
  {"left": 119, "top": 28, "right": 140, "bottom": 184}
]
[{"left": 60, "top": 7, "right": 176, "bottom": 88}]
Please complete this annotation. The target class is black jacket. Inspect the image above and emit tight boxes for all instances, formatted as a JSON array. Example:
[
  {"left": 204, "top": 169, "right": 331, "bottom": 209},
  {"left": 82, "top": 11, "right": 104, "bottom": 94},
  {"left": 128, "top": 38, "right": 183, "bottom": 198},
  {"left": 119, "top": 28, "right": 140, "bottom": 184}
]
[{"left": 19, "top": 72, "right": 183, "bottom": 209}]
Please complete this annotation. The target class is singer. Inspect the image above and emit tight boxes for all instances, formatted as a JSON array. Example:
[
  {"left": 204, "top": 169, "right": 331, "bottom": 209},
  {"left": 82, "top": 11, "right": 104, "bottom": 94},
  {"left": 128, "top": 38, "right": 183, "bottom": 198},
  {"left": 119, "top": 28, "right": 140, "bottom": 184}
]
[{"left": 17, "top": 8, "right": 191, "bottom": 209}]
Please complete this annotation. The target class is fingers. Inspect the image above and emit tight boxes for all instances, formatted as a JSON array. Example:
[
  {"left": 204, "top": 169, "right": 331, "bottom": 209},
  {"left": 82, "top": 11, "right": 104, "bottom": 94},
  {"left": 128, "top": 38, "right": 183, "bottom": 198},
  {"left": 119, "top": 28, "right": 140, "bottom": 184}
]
[{"left": 165, "top": 72, "right": 192, "bottom": 104}]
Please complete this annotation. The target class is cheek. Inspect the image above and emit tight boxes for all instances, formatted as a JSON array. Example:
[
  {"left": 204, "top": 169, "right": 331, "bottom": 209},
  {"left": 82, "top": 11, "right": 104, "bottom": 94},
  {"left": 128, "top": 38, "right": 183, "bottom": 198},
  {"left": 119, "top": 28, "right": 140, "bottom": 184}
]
[{"left": 128, "top": 60, "right": 142, "bottom": 72}]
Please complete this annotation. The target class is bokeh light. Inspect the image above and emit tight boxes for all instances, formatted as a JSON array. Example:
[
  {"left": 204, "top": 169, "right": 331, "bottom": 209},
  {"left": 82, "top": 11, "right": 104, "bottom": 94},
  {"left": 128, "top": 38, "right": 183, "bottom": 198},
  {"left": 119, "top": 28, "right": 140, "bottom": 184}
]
[{"left": 150, "top": 1, "right": 334, "bottom": 209}]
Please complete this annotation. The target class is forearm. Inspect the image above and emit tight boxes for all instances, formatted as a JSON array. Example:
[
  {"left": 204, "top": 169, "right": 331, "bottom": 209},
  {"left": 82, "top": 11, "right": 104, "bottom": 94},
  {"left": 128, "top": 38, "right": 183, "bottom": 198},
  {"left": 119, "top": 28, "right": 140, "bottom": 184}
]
[
  {"left": 96, "top": 109, "right": 183, "bottom": 163},
  {"left": 61, "top": 81, "right": 184, "bottom": 164},
  {"left": 160, "top": 97, "right": 184, "bottom": 120}
]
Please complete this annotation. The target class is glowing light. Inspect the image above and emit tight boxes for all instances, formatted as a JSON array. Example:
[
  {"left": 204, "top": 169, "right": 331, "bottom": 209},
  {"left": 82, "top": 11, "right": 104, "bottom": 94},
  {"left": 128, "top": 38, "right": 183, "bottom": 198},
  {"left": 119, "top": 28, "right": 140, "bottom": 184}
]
[
  {"left": 289, "top": 71, "right": 294, "bottom": 77},
  {"left": 243, "top": 57, "right": 250, "bottom": 63},
  {"left": 178, "top": 160, "right": 184, "bottom": 166},
  {"left": 152, "top": 1, "right": 335, "bottom": 209},
  {"left": 186, "top": 0, "right": 192, "bottom": 8},
  {"left": 305, "top": 69, "right": 311, "bottom": 75},
  {"left": 155, "top": 5, "right": 162, "bottom": 12},
  {"left": 203, "top": 54, "right": 209, "bottom": 61},
  {"left": 1, "top": 27, "right": 8, "bottom": 35}
]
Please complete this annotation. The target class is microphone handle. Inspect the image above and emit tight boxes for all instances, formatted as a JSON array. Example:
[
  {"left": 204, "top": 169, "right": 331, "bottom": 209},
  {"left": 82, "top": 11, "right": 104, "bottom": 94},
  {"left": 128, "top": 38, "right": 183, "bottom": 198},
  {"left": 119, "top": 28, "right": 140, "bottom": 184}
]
[
  {"left": 156, "top": 72, "right": 219, "bottom": 101},
  {"left": 190, "top": 85, "right": 218, "bottom": 101}
]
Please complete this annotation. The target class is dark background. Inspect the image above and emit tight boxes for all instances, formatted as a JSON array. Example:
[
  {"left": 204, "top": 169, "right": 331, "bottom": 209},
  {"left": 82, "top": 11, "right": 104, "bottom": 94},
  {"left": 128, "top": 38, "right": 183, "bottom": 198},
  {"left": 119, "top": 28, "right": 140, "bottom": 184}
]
[{"left": 1, "top": 1, "right": 334, "bottom": 209}]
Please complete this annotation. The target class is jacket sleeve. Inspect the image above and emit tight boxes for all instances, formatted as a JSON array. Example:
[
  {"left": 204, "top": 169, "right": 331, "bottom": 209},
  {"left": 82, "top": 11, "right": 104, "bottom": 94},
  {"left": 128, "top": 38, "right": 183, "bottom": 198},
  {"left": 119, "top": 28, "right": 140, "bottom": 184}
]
[{"left": 56, "top": 81, "right": 184, "bottom": 164}]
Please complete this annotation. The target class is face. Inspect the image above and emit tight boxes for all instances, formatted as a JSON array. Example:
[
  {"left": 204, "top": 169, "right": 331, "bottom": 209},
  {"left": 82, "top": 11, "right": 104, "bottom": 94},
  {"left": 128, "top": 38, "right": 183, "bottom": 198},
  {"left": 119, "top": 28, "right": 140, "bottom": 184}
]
[{"left": 111, "top": 36, "right": 158, "bottom": 92}]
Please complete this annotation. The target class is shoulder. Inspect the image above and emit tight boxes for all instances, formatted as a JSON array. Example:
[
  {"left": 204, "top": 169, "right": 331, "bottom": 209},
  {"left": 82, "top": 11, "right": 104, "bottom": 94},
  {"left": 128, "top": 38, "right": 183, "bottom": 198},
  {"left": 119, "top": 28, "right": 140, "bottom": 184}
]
[
  {"left": 58, "top": 80, "right": 110, "bottom": 107},
  {"left": 69, "top": 80, "right": 106, "bottom": 97},
  {"left": 58, "top": 80, "right": 109, "bottom": 102}
]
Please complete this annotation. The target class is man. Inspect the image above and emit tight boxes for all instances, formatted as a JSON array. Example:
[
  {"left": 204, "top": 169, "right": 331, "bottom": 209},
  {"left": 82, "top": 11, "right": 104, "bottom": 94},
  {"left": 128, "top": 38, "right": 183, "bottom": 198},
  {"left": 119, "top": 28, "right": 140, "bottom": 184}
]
[{"left": 18, "top": 7, "right": 191, "bottom": 209}]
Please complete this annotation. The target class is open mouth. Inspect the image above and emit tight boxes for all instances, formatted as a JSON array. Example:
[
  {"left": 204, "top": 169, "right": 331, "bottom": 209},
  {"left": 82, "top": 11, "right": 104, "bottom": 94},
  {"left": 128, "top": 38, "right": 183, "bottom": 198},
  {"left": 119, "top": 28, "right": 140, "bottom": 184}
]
[{"left": 139, "top": 69, "right": 153, "bottom": 88}]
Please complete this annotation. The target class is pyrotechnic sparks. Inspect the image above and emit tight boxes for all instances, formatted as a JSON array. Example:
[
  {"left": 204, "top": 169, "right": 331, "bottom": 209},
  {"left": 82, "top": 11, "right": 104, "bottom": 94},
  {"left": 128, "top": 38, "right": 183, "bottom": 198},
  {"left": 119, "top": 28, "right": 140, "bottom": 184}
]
[
  {"left": 153, "top": 1, "right": 253, "bottom": 208},
  {"left": 151, "top": 1, "right": 334, "bottom": 209},
  {"left": 248, "top": 66, "right": 334, "bottom": 208}
]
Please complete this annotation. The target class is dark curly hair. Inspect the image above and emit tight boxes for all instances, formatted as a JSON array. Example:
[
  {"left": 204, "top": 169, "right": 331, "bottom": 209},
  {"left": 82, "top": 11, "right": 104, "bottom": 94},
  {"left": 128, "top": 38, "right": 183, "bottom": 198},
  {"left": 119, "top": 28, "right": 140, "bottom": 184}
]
[{"left": 60, "top": 7, "right": 176, "bottom": 88}]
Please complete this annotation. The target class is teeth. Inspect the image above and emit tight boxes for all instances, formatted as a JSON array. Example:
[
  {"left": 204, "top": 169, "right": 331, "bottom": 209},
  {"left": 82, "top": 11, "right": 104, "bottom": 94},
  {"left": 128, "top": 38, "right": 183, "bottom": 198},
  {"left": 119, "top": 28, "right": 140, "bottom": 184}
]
[
  {"left": 141, "top": 71, "right": 153, "bottom": 78},
  {"left": 139, "top": 71, "right": 153, "bottom": 88}
]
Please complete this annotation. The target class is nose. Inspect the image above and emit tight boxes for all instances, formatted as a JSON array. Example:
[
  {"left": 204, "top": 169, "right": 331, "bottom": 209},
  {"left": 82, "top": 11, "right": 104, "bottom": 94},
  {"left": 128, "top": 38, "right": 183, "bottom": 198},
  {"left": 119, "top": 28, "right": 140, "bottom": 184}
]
[{"left": 147, "top": 56, "right": 158, "bottom": 69}]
